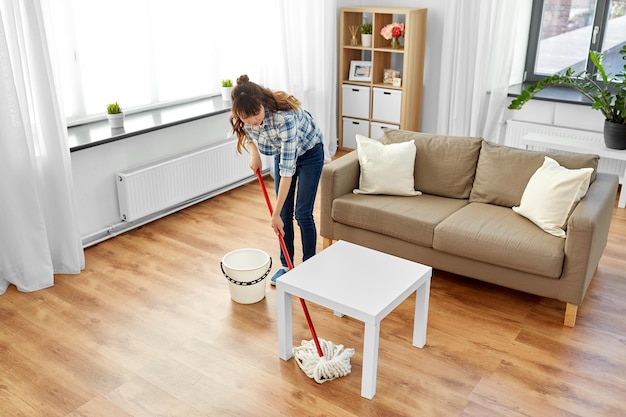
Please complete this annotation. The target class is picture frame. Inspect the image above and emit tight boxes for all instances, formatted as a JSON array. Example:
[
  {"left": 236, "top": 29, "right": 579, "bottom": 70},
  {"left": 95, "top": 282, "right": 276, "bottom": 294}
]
[
  {"left": 349, "top": 60, "right": 372, "bottom": 82},
  {"left": 383, "top": 68, "right": 401, "bottom": 84}
]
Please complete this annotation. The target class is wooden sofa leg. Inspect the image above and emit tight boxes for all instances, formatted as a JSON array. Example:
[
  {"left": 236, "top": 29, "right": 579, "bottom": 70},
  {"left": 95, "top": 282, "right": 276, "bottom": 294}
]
[
  {"left": 564, "top": 303, "right": 578, "bottom": 327},
  {"left": 322, "top": 238, "right": 333, "bottom": 249}
]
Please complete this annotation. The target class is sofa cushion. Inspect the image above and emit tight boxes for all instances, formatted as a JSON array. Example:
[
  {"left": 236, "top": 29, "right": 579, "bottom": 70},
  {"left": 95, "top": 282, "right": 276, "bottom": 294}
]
[
  {"left": 332, "top": 193, "right": 468, "bottom": 247},
  {"left": 433, "top": 202, "right": 565, "bottom": 278},
  {"left": 513, "top": 156, "right": 593, "bottom": 238},
  {"left": 381, "top": 130, "right": 483, "bottom": 199},
  {"left": 353, "top": 134, "right": 421, "bottom": 196},
  {"left": 469, "top": 141, "right": 599, "bottom": 208}
]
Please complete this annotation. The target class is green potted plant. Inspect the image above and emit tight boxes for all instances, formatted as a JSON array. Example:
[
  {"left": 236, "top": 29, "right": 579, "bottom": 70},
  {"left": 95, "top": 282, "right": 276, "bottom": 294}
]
[
  {"left": 508, "top": 45, "right": 626, "bottom": 149},
  {"left": 221, "top": 79, "right": 233, "bottom": 102},
  {"left": 106, "top": 102, "right": 124, "bottom": 129},
  {"left": 361, "top": 22, "right": 372, "bottom": 48}
]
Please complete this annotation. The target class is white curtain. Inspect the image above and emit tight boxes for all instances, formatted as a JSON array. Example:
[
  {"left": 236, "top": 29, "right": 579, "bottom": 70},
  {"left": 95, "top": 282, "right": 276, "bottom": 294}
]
[
  {"left": 256, "top": 0, "right": 338, "bottom": 161},
  {"left": 201, "top": 0, "right": 337, "bottom": 160},
  {"left": 437, "top": 0, "right": 532, "bottom": 142},
  {"left": 0, "top": 1, "right": 84, "bottom": 295}
]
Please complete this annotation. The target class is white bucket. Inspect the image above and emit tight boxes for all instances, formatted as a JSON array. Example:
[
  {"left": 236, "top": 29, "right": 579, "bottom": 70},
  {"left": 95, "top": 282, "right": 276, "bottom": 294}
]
[{"left": 220, "top": 248, "right": 272, "bottom": 304}]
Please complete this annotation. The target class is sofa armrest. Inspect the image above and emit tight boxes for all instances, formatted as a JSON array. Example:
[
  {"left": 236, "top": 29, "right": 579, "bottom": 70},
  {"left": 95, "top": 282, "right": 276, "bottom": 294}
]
[
  {"left": 320, "top": 151, "right": 360, "bottom": 239},
  {"left": 562, "top": 172, "right": 618, "bottom": 304}
]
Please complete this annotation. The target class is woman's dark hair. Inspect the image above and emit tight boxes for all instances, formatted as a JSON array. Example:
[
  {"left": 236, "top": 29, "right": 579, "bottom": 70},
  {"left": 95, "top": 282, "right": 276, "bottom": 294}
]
[{"left": 230, "top": 75, "right": 301, "bottom": 153}]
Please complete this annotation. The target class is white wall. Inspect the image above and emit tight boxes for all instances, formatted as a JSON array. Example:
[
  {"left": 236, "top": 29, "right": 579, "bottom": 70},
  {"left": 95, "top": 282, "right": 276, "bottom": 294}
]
[
  {"left": 503, "top": 98, "right": 604, "bottom": 134},
  {"left": 71, "top": 112, "right": 251, "bottom": 245}
]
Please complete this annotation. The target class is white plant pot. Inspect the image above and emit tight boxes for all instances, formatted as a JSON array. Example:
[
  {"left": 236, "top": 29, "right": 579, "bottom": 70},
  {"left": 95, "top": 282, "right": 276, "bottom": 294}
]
[
  {"left": 361, "top": 34, "right": 372, "bottom": 47},
  {"left": 107, "top": 113, "right": 124, "bottom": 128},
  {"left": 221, "top": 86, "right": 233, "bottom": 102}
]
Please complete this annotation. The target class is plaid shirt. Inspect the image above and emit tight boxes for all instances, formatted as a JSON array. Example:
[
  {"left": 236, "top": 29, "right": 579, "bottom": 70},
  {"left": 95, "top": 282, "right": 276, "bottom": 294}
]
[{"left": 244, "top": 108, "right": 323, "bottom": 177}]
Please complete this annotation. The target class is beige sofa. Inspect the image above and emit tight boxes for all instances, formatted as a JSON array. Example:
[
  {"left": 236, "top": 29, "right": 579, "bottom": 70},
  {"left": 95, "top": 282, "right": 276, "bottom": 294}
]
[{"left": 320, "top": 130, "right": 618, "bottom": 326}]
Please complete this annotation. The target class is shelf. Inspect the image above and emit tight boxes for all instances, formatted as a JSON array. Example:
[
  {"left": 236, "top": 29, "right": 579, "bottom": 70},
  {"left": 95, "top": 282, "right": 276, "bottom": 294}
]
[
  {"left": 343, "top": 46, "right": 369, "bottom": 50},
  {"left": 372, "top": 82, "right": 401, "bottom": 90},
  {"left": 341, "top": 46, "right": 406, "bottom": 53},
  {"left": 374, "top": 47, "right": 405, "bottom": 53},
  {"left": 338, "top": 7, "right": 427, "bottom": 149}
]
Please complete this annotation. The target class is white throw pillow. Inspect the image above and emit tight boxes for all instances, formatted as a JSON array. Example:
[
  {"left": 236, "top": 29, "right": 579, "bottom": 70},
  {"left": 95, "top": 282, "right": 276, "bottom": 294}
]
[
  {"left": 353, "top": 134, "right": 421, "bottom": 196},
  {"left": 512, "top": 156, "right": 593, "bottom": 238}
]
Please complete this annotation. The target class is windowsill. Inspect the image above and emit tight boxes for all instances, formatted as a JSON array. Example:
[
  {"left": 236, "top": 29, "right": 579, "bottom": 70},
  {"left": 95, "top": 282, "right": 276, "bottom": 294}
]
[
  {"left": 68, "top": 96, "right": 232, "bottom": 152},
  {"left": 507, "top": 83, "right": 592, "bottom": 106}
]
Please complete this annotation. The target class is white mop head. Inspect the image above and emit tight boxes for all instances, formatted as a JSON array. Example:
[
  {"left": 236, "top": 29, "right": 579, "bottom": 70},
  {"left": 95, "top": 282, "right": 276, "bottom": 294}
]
[{"left": 292, "top": 338, "right": 355, "bottom": 384}]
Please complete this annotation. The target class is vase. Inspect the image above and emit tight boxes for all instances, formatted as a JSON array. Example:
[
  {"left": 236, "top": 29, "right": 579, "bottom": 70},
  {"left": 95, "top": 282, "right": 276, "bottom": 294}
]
[
  {"left": 107, "top": 113, "right": 124, "bottom": 129},
  {"left": 221, "top": 86, "right": 233, "bottom": 102},
  {"left": 391, "top": 36, "right": 401, "bottom": 49},
  {"left": 603, "top": 120, "right": 626, "bottom": 150},
  {"left": 361, "top": 34, "right": 372, "bottom": 48}
]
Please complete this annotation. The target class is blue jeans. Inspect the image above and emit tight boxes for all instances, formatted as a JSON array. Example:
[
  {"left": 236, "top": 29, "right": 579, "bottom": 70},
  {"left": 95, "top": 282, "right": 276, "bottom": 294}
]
[{"left": 274, "top": 142, "right": 324, "bottom": 267}]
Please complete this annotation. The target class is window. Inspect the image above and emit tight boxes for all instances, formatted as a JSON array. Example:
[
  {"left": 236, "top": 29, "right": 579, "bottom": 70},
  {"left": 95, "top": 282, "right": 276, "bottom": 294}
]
[
  {"left": 46, "top": 1, "right": 279, "bottom": 126},
  {"left": 524, "top": 0, "right": 626, "bottom": 83}
]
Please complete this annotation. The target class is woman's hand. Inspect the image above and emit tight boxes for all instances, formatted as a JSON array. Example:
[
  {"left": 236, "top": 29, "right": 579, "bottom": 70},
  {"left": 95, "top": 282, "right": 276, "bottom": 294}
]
[
  {"left": 248, "top": 142, "right": 262, "bottom": 173},
  {"left": 271, "top": 212, "right": 285, "bottom": 237},
  {"left": 249, "top": 154, "right": 262, "bottom": 173}
]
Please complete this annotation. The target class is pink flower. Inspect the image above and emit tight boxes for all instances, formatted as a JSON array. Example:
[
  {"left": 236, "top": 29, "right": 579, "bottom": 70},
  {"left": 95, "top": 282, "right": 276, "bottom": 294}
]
[{"left": 380, "top": 22, "right": 405, "bottom": 40}]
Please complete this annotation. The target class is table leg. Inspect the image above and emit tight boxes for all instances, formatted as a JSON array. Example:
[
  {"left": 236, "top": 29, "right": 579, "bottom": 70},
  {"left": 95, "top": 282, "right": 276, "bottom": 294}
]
[
  {"left": 413, "top": 276, "right": 431, "bottom": 348},
  {"left": 361, "top": 321, "right": 380, "bottom": 399},
  {"left": 276, "top": 285, "right": 293, "bottom": 360},
  {"left": 617, "top": 169, "right": 626, "bottom": 208}
]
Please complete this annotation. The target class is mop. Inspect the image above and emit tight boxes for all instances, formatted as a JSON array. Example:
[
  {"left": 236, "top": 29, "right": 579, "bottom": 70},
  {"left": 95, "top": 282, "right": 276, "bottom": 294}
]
[{"left": 256, "top": 169, "right": 354, "bottom": 384}]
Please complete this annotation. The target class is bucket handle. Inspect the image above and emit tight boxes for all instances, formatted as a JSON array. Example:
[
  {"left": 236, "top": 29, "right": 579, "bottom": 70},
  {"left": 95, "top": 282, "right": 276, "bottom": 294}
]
[{"left": 220, "top": 258, "right": 272, "bottom": 286}]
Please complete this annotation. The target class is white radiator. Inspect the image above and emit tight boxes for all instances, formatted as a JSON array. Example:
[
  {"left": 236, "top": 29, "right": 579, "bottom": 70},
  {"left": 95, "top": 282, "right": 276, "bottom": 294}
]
[
  {"left": 504, "top": 120, "right": 625, "bottom": 179},
  {"left": 116, "top": 139, "right": 250, "bottom": 222}
]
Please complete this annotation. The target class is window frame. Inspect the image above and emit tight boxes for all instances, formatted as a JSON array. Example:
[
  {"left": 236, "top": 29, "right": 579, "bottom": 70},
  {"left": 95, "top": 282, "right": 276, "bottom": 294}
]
[{"left": 523, "top": 0, "right": 613, "bottom": 84}]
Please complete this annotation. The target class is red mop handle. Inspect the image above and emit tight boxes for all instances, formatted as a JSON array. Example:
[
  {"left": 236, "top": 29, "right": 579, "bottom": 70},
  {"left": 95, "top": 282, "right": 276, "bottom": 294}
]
[{"left": 255, "top": 169, "right": 324, "bottom": 358}]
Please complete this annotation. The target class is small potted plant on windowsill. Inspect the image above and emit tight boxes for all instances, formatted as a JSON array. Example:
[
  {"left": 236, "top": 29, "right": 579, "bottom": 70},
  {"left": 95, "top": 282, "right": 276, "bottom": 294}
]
[
  {"left": 508, "top": 45, "right": 626, "bottom": 150},
  {"left": 106, "top": 102, "right": 124, "bottom": 128},
  {"left": 221, "top": 79, "right": 233, "bottom": 102},
  {"left": 361, "top": 22, "right": 372, "bottom": 48}
]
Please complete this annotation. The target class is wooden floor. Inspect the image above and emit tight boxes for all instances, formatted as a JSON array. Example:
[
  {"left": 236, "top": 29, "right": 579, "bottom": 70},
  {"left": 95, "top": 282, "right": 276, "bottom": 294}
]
[{"left": 1, "top": 167, "right": 625, "bottom": 416}]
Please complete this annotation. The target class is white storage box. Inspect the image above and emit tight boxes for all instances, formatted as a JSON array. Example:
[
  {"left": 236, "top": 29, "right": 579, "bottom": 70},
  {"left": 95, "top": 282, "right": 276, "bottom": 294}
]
[
  {"left": 372, "top": 87, "right": 401, "bottom": 124},
  {"left": 342, "top": 84, "right": 371, "bottom": 119},
  {"left": 370, "top": 122, "right": 399, "bottom": 141},
  {"left": 342, "top": 117, "right": 369, "bottom": 149}
]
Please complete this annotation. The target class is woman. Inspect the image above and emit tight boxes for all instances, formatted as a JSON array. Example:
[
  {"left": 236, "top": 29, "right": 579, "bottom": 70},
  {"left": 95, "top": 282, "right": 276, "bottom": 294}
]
[{"left": 230, "top": 75, "right": 325, "bottom": 285}]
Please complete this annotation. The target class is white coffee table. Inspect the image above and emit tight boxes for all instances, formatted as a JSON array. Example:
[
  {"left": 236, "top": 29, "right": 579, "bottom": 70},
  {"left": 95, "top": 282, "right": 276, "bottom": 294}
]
[{"left": 276, "top": 240, "right": 432, "bottom": 399}]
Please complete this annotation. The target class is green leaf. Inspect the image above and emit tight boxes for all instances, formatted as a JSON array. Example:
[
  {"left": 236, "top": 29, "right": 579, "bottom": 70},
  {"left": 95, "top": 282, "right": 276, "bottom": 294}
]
[{"left": 508, "top": 48, "right": 626, "bottom": 123}]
